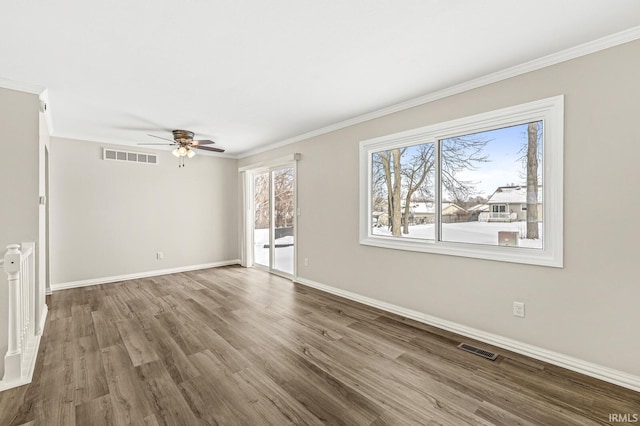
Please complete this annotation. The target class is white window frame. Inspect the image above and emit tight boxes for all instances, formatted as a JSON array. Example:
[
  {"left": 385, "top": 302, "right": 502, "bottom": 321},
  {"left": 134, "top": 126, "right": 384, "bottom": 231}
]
[{"left": 359, "top": 96, "right": 563, "bottom": 268}]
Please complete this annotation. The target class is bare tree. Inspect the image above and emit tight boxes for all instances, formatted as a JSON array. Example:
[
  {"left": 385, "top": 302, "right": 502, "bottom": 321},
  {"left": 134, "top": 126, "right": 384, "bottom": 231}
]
[
  {"left": 373, "top": 137, "right": 488, "bottom": 236},
  {"left": 371, "top": 153, "right": 391, "bottom": 216},
  {"left": 441, "top": 137, "right": 489, "bottom": 201},
  {"left": 377, "top": 149, "right": 404, "bottom": 236},
  {"left": 526, "top": 122, "right": 539, "bottom": 239},
  {"left": 254, "top": 173, "right": 269, "bottom": 229},
  {"left": 273, "top": 168, "right": 294, "bottom": 228},
  {"left": 253, "top": 169, "right": 295, "bottom": 230},
  {"left": 401, "top": 144, "right": 434, "bottom": 234},
  {"left": 517, "top": 121, "right": 542, "bottom": 240}
]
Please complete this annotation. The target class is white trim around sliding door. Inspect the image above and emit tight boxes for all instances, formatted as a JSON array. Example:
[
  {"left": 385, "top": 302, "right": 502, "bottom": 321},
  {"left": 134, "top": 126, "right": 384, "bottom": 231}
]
[{"left": 239, "top": 154, "right": 300, "bottom": 279}]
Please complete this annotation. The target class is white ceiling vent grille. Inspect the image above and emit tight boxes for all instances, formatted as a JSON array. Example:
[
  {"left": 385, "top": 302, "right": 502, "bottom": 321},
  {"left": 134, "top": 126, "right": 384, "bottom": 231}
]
[{"left": 103, "top": 148, "right": 158, "bottom": 165}]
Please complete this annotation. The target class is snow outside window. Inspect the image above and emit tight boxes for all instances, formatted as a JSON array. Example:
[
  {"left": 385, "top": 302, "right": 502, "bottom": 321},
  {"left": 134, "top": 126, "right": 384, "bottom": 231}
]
[{"left": 359, "top": 96, "right": 564, "bottom": 267}]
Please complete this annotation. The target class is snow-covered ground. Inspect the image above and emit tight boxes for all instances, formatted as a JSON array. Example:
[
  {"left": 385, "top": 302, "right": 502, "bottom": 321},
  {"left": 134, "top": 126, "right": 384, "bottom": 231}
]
[
  {"left": 252, "top": 222, "right": 541, "bottom": 272},
  {"left": 373, "top": 221, "right": 543, "bottom": 249},
  {"left": 253, "top": 229, "right": 294, "bottom": 273}
]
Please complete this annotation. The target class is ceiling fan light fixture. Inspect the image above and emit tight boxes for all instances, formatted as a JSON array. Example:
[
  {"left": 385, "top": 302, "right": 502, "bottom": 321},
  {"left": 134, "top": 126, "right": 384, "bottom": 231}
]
[{"left": 139, "top": 130, "right": 225, "bottom": 167}]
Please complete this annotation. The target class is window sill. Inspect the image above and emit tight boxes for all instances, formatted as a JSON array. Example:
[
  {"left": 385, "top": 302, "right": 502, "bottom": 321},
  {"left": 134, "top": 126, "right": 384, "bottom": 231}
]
[{"left": 360, "top": 235, "right": 562, "bottom": 268}]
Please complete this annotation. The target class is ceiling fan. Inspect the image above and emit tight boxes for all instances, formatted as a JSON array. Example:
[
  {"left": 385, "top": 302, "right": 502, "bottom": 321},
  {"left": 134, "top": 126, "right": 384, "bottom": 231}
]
[{"left": 138, "top": 130, "right": 225, "bottom": 167}]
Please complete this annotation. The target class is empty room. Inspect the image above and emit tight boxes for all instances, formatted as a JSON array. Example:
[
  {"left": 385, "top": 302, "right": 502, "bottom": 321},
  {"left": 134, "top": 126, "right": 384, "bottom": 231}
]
[{"left": 1, "top": 1, "right": 639, "bottom": 425}]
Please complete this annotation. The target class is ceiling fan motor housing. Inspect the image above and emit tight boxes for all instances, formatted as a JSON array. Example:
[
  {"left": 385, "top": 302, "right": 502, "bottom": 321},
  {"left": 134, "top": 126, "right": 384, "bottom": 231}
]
[{"left": 172, "top": 129, "right": 194, "bottom": 143}]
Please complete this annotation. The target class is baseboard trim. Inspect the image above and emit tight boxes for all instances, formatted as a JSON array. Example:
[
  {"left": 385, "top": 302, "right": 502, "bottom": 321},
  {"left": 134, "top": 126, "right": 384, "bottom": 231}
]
[
  {"left": 51, "top": 259, "right": 241, "bottom": 292},
  {"left": 294, "top": 276, "right": 640, "bottom": 393},
  {"left": 25, "top": 305, "right": 48, "bottom": 382},
  {"left": 37, "top": 304, "right": 48, "bottom": 336},
  {"left": 0, "top": 375, "right": 30, "bottom": 393}
]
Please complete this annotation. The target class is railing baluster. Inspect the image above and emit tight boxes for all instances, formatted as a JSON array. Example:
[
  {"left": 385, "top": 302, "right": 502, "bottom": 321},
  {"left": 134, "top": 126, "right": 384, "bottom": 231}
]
[
  {"left": 22, "top": 257, "right": 26, "bottom": 342},
  {"left": 4, "top": 245, "right": 22, "bottom": 359},
  {"left": 28, "top": 246, "right": 34, "bottom": 337},
  {"left": 25, "top": 254, "right": 30, "bottom": 336},
  {"left": 2, "top": 242, "right": 41, "bottom": 387}
]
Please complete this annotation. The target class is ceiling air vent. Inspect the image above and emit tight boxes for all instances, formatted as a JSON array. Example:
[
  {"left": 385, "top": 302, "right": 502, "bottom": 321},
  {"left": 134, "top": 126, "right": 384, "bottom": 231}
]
[
  {"left": 104, "top": 149, "right": 116, "bottom": 160},
  {"left": 103, "top": 148, "right": 158, "bottom": 166}
]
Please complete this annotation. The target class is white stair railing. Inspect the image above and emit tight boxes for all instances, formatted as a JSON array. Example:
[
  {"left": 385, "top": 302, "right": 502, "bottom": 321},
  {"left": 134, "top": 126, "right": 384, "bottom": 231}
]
[{"left": 0, "top": 242, "right": 45, "bottom": 391}]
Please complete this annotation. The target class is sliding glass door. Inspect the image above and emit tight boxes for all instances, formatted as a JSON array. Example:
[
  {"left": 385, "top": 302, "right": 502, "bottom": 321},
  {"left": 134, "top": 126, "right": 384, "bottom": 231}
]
[{"left": 251, "top": 165, "right": 295, "bottom": 275}]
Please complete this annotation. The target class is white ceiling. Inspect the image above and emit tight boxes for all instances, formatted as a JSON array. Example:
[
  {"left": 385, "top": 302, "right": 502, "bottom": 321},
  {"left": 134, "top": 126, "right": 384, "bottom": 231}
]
[{"left": 2, "top": 1, "right": 640, "bottom": 157}]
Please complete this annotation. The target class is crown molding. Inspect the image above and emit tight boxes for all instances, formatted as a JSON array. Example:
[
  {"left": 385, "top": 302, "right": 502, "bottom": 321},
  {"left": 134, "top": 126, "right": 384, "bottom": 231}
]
[
  {"left": 238, "top": 25, "right": 640, "bottom": 159},
  {"left": 5, "top": 25, "right": 640, "bottom": 159},
  {"left": 0, "top": 77, "right": 46, "bottom": 95}
]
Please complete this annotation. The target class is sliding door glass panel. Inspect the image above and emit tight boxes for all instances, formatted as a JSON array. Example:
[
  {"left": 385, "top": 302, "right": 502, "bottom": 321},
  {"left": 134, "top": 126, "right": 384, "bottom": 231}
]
[
  {"left": 253, "top": 172, "right": 270, "bottom": 267},
  {"left": 272, "top": 167, "right": 295, "bottom": 274}
]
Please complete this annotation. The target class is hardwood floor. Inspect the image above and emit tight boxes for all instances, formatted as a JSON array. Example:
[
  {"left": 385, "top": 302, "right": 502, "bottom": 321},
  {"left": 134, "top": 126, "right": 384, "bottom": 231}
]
[{"left": 1, "top": 266, "right": 638, "bottom": 425}]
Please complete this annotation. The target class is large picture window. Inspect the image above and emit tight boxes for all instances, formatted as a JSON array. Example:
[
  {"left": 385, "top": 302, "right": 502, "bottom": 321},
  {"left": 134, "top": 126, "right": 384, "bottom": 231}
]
[{"left": 359, "top": 96, "right": 563, "bottom": 267}]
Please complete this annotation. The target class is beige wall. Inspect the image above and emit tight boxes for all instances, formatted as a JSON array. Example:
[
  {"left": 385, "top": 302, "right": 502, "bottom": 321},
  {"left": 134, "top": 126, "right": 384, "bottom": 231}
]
[
  {"left": 50, "top": 137, "right": 239, "bottom": 284},
  {"left": 239, "top": 40, "right": 640, "bottom": 376},
  {"left": 0, "top": 87, "right": 41, "bottom": 378}
]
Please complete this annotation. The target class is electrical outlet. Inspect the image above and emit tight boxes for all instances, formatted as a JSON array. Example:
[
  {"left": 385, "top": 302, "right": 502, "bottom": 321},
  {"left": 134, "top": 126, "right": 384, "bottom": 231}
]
[
  {"left": 156, "top": 251, "right": 163, "bottom": 260},
  {"left": 513, "top": 301, "right": 525, "bottom": 318},
  {"left": 304, "top": 258, "right": 309, "bottom": 266}
]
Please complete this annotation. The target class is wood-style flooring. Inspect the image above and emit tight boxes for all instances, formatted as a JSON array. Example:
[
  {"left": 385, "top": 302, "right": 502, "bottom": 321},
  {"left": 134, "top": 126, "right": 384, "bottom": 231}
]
[{"left": 0, "top": 266, "right": 638, "bottom": 425}]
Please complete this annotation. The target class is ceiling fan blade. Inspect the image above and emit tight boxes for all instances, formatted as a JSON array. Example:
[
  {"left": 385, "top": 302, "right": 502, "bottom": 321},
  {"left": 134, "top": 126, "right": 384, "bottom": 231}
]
[
  {"left": 148, "top": 134, "right": 176, "bottom": 143},
  {"left": 137, "top": 143, "right": 177, "bottom": 146},
  {"left": 192, "top": 139, "right": 215, "bottom": 145},
  {"left": 194, "top": 145, "right": 225, "bottom": 153}
]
